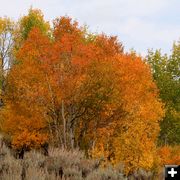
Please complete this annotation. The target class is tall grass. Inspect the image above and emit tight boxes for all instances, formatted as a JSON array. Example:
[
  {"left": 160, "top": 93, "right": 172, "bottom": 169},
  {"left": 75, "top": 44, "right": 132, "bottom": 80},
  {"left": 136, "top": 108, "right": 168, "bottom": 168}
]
[{"left": 0, "top": 136, "right": 164, "bottom": 180}]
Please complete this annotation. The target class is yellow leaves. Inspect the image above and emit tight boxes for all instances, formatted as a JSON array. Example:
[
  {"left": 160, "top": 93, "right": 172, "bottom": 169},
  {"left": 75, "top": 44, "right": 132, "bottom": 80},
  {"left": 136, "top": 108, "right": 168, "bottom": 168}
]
[
  {"left": 88, "top": 53, "right": 164, "bottom": 174},
  {"left": 169, "top": 107, "right": 180, "bottom": 119},
  {"left": 0, "top": 17, "right": 14, "bottom": 33},
  {"left": 113, "top": 127, "right": 157, "bottom": 174}
]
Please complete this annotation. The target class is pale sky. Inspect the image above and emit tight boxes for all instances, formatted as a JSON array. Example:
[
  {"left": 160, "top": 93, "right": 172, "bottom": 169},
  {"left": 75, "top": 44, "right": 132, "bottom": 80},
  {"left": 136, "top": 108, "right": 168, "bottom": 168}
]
[{"left": 0, "top": 0, "right": 180, "bottom": 55}]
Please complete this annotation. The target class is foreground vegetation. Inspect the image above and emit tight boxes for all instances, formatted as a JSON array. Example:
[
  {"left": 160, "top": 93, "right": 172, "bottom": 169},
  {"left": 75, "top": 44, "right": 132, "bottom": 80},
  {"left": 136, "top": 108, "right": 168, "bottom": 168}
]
[{"left": 0, "top": 137, "right": 165, "bottom": 180}]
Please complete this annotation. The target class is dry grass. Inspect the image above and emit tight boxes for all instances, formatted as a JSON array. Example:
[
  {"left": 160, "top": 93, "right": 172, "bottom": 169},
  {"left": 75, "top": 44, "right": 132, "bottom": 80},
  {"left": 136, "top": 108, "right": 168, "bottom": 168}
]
[{"left": 0, "top": 136, "right": 164, "bottom": 180}]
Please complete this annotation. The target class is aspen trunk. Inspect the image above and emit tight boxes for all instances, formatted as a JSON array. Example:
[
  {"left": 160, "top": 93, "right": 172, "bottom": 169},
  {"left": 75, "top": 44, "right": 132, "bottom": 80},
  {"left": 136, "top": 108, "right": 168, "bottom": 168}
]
[{"left": 62, "top": 100, "right": 67, "bottom": 148}]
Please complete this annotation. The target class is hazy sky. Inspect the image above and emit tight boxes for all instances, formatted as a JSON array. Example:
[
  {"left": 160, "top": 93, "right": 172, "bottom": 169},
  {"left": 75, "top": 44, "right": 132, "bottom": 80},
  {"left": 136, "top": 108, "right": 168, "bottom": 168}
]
[{"left": 0, "top": 0, "right": 180, "bottom": 55}]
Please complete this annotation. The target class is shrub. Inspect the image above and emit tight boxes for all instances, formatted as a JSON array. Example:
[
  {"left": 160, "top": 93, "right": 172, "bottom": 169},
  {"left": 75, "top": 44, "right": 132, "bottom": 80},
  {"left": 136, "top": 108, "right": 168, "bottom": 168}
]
[
  {"left": 0, "top": 143, "right": 167, "bottom": 180},
  {"left": 87, "top": 166, "right": 126, "bottom": 180}
]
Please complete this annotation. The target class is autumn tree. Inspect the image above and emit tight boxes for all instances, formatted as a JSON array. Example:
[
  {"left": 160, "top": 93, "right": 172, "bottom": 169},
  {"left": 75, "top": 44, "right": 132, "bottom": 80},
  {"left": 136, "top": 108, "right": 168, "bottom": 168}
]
[
  {"left": 90, "top": 54, "right": 164, "bottom": 174},
  {"left": 1, "top": 12, "right": 165, "bottom": 174},
  {"left": 1, "top": 15, "right": 125, "bottom": 149},
  {"left": 1, "top": 28, "right": 51, "bottom": 149},
  {"left": 1, "top": 17, "right": 94, "bottom": 148}
]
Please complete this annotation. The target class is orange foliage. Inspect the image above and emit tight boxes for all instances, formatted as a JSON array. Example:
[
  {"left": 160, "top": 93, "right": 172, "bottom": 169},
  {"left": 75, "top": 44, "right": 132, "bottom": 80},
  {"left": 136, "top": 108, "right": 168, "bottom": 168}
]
[
  {"left": 12, "top": 130, "right": 48, "bottom": 150},
  {"left": 158, "top": 146, "right": 180, "bottom": 165},
  {"left": 1, "top": 16, "right": 165, "bottom": 175},
  {"left": 2, "top": 28, "right": 51, "bottom": 149}
]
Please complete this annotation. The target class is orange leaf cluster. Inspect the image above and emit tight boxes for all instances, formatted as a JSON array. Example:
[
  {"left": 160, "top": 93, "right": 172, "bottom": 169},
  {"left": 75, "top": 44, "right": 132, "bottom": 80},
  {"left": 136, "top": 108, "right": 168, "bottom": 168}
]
[{"left": 157, "top": 146, "right": 180, "bottom": 165}]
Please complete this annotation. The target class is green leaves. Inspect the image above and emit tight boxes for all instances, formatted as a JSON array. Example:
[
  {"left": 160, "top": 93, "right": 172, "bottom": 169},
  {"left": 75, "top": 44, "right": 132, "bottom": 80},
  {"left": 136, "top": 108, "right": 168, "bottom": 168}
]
[{"left": 146, "top": 41, "right": 180, "bottom": 145}]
